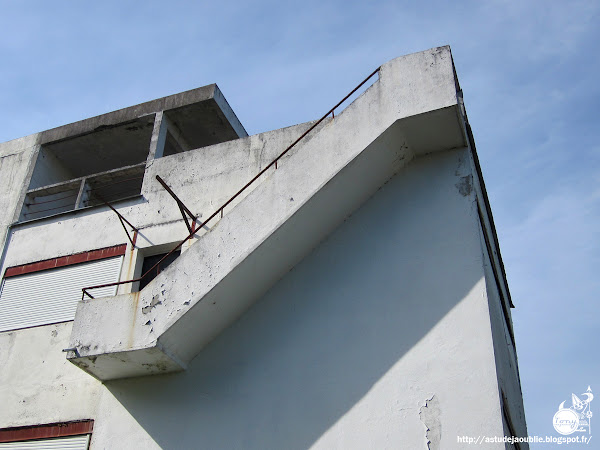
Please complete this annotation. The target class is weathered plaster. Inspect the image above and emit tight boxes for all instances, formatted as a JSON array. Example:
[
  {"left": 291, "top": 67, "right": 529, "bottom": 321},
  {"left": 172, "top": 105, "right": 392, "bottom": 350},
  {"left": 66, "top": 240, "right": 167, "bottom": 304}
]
[
  {"left": 0, "top": 322, "right": 101, "bottom": 428},
  {"left": 1, "top": 121, "right": 316, "bottom": 271},
  {"left": 0, "top": 46, "right": 527, "bottom": 448},
  {"left": 0, "top": 135, "right": 39, "bottom": 269},
  {"left": 67, "top": 45, "right": 467, "bottom": 379},
  {"left": 94, "top": 149, "right": 505, "bottom": 449}
]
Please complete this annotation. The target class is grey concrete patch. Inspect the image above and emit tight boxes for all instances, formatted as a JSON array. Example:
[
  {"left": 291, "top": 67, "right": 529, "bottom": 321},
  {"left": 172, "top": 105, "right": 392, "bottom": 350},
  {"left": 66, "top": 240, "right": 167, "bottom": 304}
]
[{"left": 420, "top": 395, "right": 441, "bottom": 450}]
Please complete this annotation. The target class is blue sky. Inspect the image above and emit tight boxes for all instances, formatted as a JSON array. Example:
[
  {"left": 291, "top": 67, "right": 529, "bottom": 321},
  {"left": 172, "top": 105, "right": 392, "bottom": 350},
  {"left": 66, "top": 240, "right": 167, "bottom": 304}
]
[{"left": 1, "top": 0, "right": 598, "bottom": 446}]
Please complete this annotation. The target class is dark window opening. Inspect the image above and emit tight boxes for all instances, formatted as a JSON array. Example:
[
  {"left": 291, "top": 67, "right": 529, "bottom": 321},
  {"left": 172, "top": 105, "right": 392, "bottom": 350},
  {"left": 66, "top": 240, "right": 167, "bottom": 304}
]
[{"left": 139, "top": 251, "right": 181, "bottom": 290}]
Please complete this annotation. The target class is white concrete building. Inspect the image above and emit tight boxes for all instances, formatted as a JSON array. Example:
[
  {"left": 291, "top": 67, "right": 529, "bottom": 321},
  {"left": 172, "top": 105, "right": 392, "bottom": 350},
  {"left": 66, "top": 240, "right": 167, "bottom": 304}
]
[{"left": 0, "top": 47, "right": 527, "bottom": 449}]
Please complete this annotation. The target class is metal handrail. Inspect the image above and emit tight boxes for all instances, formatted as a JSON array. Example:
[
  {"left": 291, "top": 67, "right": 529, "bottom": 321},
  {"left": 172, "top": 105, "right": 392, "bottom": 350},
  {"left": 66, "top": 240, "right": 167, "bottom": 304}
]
[{"left": 82, "top": 67, "right": 381, "bottom": 299}]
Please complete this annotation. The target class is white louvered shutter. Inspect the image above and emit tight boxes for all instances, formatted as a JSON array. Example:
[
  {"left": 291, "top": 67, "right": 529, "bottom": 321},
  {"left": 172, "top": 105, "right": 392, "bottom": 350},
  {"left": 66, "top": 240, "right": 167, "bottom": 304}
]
[
  {"left": 0, "top": 256, "right": 123, "bottom": 332},
  {"left": 0, "top": 435, "right": 90, "bottom": 449}
]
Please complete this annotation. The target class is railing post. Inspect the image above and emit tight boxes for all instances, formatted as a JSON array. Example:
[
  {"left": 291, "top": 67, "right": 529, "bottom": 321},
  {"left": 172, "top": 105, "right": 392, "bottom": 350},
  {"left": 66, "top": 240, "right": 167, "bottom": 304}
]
[{"left": 75, "top": 178, "right": 88, "bottom": 210}]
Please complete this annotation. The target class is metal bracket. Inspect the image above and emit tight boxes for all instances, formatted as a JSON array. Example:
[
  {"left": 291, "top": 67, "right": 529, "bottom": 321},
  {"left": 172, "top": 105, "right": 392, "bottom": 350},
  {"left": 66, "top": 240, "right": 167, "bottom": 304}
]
[
  {"left": 96, "top": 196, "right": 139, "bottom": 247},
  {"left": 156, "top": 175, "right": 197, "bottom": 234},
  {"left": 62, "top": 347, "right": 81, "bottom": 357}
]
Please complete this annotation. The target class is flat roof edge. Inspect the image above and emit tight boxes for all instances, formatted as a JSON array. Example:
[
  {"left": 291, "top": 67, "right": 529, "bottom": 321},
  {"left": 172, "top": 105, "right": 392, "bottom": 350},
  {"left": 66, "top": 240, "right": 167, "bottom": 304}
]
[{"left": 35, "top": 84, "right": 228, "bottom": 145}]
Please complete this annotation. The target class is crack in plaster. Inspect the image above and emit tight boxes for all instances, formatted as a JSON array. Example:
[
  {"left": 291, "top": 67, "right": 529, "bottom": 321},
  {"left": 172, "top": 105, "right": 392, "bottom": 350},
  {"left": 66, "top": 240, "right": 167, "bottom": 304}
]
[{"left": 0, "top": 152, "right": 22, "bottom": 160}]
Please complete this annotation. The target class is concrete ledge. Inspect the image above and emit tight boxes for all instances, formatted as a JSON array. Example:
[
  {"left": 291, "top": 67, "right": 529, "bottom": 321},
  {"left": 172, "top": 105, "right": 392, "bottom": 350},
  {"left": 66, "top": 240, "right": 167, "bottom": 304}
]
[{"left": 39, "top": 84, "right": 246, "bottom": 145}]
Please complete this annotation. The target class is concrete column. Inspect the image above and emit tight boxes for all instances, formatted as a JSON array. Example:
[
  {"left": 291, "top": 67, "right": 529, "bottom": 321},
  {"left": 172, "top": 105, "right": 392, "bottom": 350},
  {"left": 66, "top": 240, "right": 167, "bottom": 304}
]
[{"left": 147, "top": 111, "right": 168, "bottom": 161}]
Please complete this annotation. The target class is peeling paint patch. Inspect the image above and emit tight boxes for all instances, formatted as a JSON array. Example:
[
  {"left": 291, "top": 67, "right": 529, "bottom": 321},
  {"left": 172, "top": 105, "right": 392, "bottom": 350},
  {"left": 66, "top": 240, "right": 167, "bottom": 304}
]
[
  {"left": 142, "top": 295, "right": 162, "bottom": 314},
  {"left": 420, "top": 395, "right": 441, "bottom": 450},
  {"left": 455, "top": 175, "right": 472, "bottom": 197}
]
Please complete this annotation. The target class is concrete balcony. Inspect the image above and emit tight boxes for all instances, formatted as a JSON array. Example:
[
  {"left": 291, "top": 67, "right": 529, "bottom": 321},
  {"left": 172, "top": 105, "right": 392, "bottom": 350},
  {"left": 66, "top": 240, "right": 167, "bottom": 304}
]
[
  {"left": 67, "top": 46, "right": 467, "bottom": 380},
  {"left": 20, "top": 163, "right": 146, "bottom": 222}
]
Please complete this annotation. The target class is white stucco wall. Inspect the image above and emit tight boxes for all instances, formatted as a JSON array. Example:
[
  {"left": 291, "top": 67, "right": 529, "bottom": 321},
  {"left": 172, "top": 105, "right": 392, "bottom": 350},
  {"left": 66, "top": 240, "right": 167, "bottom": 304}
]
[
  {"left": 466, "top": 136, "right": 528, "bottom": 443},
  {"left": 0, "top": 135, "right": 38, "bottom": 261},
  {"left": 0, "top": 322, "right": 101, "bottom": 427},
  {"left": 1, "top": 148, "right": 511, "bottom": 449},
  {"left": 29, "top": 146, "right": 76, "bottom": 189},
  {"left": 91, "top": 148, "right": 503, "bottom": 449},
  {"left": 0, "top": 120, "right": 317, "bottom": 273}
]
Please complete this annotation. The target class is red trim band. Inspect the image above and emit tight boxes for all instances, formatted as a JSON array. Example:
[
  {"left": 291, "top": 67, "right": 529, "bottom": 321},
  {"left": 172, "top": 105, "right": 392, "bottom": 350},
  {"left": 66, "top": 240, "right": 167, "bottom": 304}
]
[
  {"left": 0, "top": 420, "right": 93, "bottom": 443},
  {"left": 4, "top": 245, "right": 126, "bottom": 278}
]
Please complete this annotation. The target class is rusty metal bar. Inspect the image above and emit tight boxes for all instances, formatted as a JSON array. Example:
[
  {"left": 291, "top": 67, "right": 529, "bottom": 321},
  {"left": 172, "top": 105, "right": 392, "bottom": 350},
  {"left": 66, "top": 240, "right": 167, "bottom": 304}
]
[
  {"left": 99, "top": 198, "right": 137, "bottom": 233},
  {"left": 155, "top": 175, "right": 197, "bottom": 233},
  {"left": 81, "top": 66, "right": 381, "bottom": 298},
  {"left": 113, "top": 208, "right": 136, "bottom": 247},
  {"left": 179, "top": 203, "right": 193, "bottom": 233},
  {"left": 95, "top": 196, "right": 139, "bottom": 247},
  {"left": 83, "top": 275, "right": 144, "bottom": 299}
]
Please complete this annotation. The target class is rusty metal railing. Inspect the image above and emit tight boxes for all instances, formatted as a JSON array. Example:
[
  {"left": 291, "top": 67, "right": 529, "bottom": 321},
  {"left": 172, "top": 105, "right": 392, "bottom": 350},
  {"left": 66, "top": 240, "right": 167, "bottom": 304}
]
[{"left": 82, "top": 67, "right": 381, "bottom": 299}]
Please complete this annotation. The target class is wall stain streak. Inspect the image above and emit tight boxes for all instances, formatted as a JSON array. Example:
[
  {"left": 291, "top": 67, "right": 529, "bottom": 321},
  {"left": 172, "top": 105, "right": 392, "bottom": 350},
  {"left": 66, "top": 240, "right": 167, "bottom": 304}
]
[{"left": 455, "top": 175, "right": 473, "bottom": 197}]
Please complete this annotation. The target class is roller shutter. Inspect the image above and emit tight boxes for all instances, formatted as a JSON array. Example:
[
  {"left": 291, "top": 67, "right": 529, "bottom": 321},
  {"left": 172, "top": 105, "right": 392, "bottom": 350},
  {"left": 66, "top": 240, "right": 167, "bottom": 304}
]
[
  {"left": 0, "top": 256, "right": 123, "bottom": 332},
  {"left": 0, "top": 435, "right": 90, "bottom": 449}
]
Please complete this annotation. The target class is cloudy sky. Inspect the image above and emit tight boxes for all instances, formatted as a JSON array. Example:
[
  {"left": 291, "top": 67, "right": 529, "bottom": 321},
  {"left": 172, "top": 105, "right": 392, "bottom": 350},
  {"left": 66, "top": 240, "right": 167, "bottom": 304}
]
[{"left": 1, "top": 0, "right": 598, "bottom": 446}]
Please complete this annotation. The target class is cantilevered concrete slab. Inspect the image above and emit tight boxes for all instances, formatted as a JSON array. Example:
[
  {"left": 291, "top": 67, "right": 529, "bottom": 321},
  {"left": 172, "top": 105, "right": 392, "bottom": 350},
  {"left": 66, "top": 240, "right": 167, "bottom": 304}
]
[
  {"left": 29, "top": 84, "right": 247, "bottom": 189},
  {"left": 67, "top": 46, "right": 467, "bottom": 380},
  {"left": 38, "top": 84, "right": 247, "bottom": 146}
]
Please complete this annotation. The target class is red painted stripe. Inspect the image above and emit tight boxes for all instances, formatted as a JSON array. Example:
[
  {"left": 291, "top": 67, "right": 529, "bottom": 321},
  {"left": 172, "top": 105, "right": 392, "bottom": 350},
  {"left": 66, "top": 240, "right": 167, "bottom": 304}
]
[
  {"left": 4, "top": 245, "right": 126, "bottom": 278},
  {"left": 0, "top": 420, "right": 93, "bottom": 443}
]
